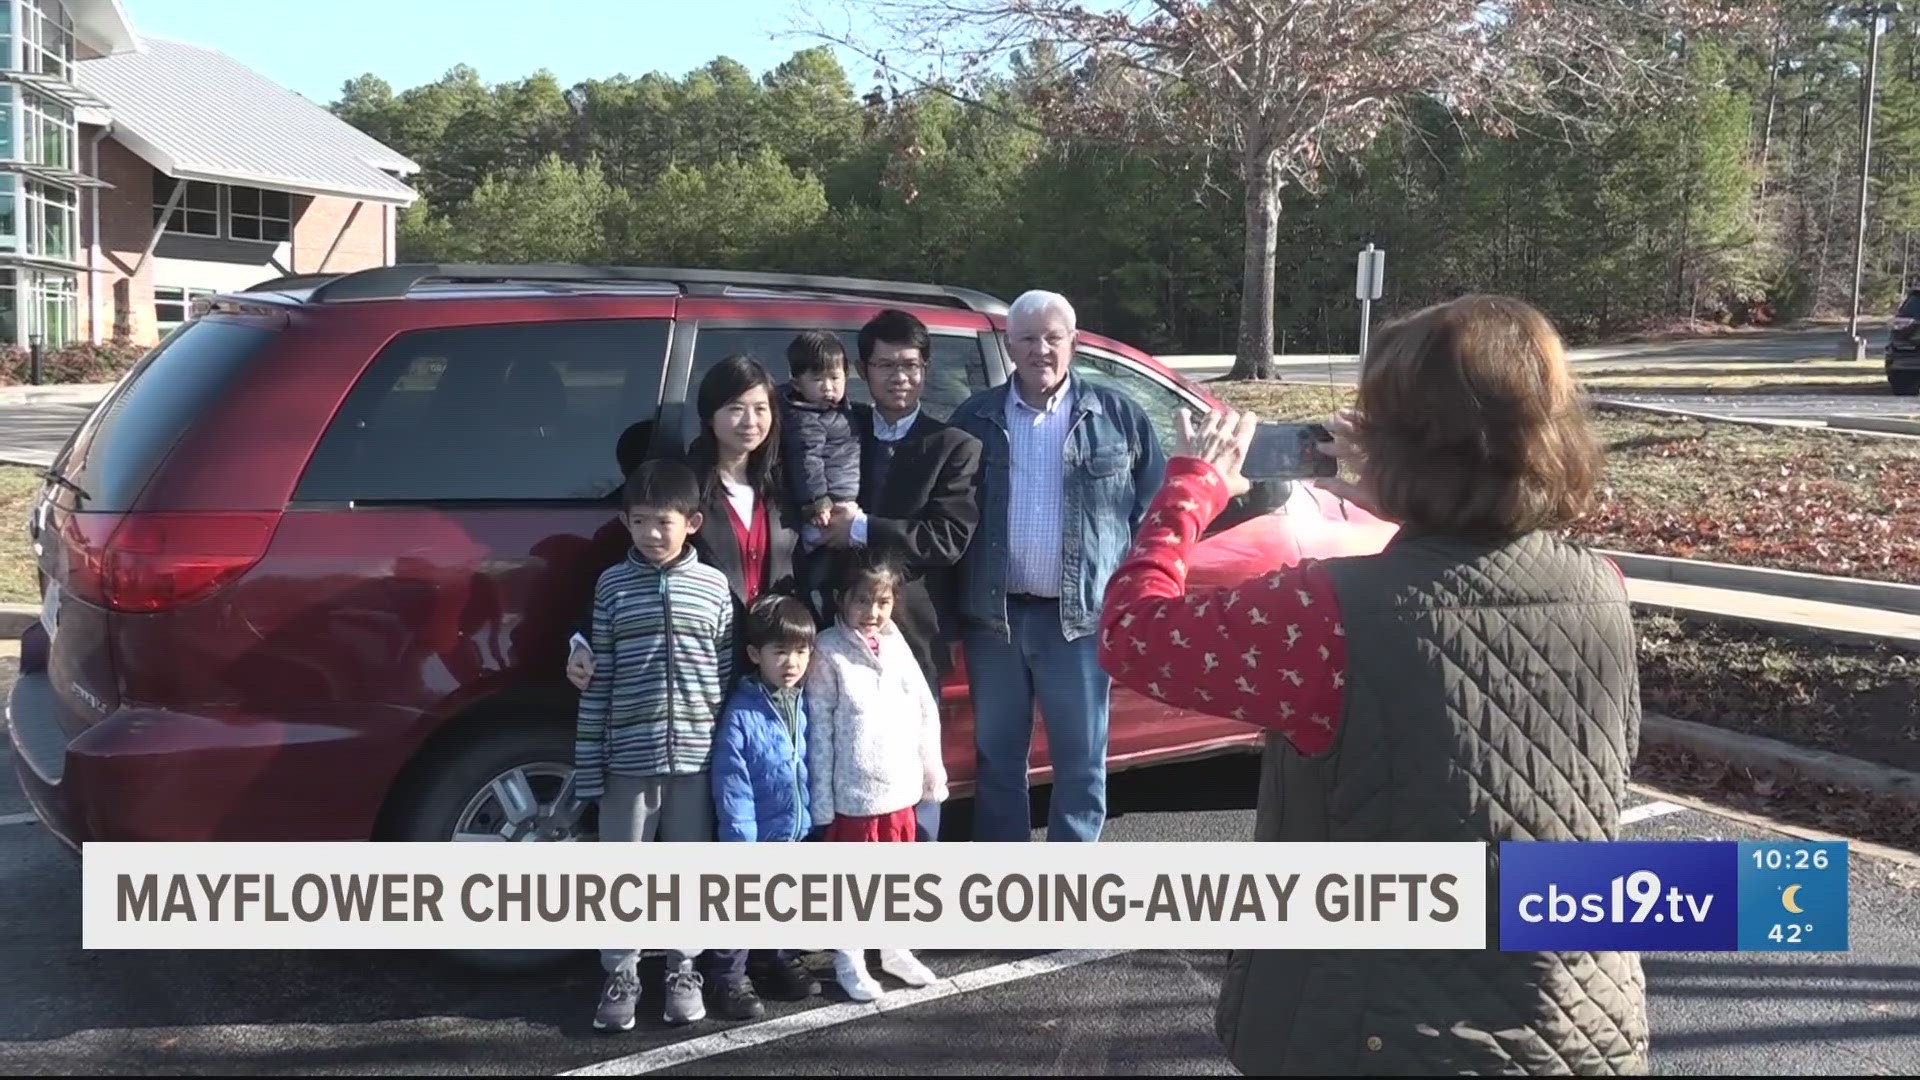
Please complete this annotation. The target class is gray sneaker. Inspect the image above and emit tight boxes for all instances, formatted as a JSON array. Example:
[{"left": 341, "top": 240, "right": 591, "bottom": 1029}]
[
  {"left": 664, "top": 964, "right": 707, "bottom": 1025},
  {"left": 593, "top": 969, "right": 640, "bottom": 1032}
]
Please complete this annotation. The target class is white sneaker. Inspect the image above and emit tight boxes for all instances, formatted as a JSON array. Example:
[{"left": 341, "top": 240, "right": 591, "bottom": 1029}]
[
  {"left": 834, "top": 950, "right": 884, "bottom": 1002},
  {"left": 879, "top": 949, "right": 936, "bottom": 987}
]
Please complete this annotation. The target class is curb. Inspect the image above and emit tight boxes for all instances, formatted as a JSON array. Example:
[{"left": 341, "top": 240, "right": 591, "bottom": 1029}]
[
  {"left": 1588, "top": 398, "right": 1828, "bottom": 430},
  {"left": 1601, "top": 549, "right": 1920, "bottom": 616},
  {"left": 1642, "top": 711, "right": 1920, "bottom": 803},
  {"left": 1, "top": 603, "right": 34, "bottom": 639},
  {"left": 1826, "top": 413, "right": 1920, "bottom": 436},
  {"left": 1592, "top": 397, "right": 1920, "bottom": 440},
  {"left": 1586, "top": 383, "right": 1888, "bottom": 398}
]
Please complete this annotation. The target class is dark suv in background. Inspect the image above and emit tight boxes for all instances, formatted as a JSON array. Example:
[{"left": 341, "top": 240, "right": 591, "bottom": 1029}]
[
  {"left": 11, "top": 265, "right": 1316, "bottom": 877},
  {"left": 1887, "top": 288, "right": 1920, "bottom": 395}
]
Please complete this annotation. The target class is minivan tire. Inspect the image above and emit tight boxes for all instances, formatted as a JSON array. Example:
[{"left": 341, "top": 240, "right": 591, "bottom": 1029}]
[
  {"left": 384, "top": 719, "right": 590, "bottom": 977},
  {"left": 1891, "top": 370, "right": 1920, "bottom": 396}
]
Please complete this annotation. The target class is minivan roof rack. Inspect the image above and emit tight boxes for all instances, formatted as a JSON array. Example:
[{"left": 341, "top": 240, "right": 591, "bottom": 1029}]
[{"left": 298, "top": 263, "right": 1010, "bottom": 315}]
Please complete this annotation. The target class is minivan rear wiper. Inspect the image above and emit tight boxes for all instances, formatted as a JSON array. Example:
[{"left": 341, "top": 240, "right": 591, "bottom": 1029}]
[{"left": 42, "top": 468, "right": 91, "bottom": 504}]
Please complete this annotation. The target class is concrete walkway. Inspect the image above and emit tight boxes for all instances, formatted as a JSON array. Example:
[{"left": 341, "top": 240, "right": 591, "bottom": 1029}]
[{"left": 1627, "top": 578, "right": 1920, "bottom": 651}]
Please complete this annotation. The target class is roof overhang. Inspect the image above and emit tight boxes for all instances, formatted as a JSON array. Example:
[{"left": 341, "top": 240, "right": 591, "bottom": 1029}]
[
  {"left": 0, "top": 70, "right": 115, "bottom": 110},
  {"left": 117, "top": 128, "right": 419, "bottom": 207},
  {"left": 0, "top": 160, "right": 112, "bottom": 188},
  {"left": 67, "top": 0, "right": 141, "bottom": 57}
]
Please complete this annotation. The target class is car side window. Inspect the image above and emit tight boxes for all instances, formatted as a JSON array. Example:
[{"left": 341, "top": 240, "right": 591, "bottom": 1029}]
[
  {"left": 683, "top": 326, "right": 990, "bottom": 445},
  {"left": 1071, "top": 349, "right": 1191, "bottom": 458},
  {"left": 295, "top": 319, "right": 670, "bottom": 502}
]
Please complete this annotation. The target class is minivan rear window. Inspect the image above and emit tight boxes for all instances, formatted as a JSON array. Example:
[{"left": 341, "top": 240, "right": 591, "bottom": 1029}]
[
  {"left": 51, "top": 319, "right": 277, "bottom": 512},
  {"left": 1900, "top": 292, "right": 1920, "bottom": 319}
]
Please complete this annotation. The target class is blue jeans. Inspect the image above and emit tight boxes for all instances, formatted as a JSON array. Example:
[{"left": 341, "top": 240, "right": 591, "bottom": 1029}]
[{"left": 964, "top": 597, "right": 1111, "bottom": 843}]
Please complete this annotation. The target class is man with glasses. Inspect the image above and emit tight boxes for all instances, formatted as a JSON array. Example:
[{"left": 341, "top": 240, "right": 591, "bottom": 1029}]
[{"left": 815, "top": 308, "right": 984, "bottom": 840}]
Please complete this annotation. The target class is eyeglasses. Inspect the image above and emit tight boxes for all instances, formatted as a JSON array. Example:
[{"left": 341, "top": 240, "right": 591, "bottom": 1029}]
[{"left": 867, "top": 359, "right": 926, "bottom": 378}]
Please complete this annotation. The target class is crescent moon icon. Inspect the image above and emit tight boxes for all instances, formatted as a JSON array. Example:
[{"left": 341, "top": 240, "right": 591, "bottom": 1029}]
[{"left": 1782, "top": 884, "right": 1804, "bottom": 914}]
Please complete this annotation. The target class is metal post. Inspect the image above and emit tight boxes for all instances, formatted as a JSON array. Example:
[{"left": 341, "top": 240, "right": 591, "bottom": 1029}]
[
  {"left": 1359, "top": 297, "right": 1372, "bottom": 367},
  {"left": 28, "top": 334, "right": 42, "bottom": 386},
  {"left": 1355, "top": 242, "right": 1384, "bottom": 373},
  {"left": 1845, "top": 4, "right": 1897, "bottom": 360}
]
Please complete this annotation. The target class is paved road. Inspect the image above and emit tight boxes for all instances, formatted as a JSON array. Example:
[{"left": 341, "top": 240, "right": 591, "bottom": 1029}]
[
  {"left": 2, "top": 664, "right": 1915, "bottom": 1075},
  {"left": 0, "top": 400, "right": 90, "bottom": 468},
  {"left": 1166, "top": 325, "right": 1897, "bottom": 382},
  {"left": 1599, "top": 392, "right": 1919, "bottom": 422}
]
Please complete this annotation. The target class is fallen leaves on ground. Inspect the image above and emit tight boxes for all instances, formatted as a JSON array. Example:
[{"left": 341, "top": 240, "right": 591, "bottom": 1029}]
[
  {"left": 1209, "top": 383, "right": 1919, "bottom": 586},
  {"left": 1634, "top": 742, "right": 1920, "bottom": 855},
  {"left": 1574, "top": 416, "right": 1920, "bottom": 585}
]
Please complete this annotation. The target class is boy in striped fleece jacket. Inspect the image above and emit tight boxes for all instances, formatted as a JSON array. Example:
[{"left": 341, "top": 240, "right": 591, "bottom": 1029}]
[{"left": 577, "top": 457, "right": 735, "bottom": 1033}]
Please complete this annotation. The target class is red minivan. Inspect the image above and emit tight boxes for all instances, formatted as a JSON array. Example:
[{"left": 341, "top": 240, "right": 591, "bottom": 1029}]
[{"left": 9, "top": 265, "right": 1335, "bottom": 891}]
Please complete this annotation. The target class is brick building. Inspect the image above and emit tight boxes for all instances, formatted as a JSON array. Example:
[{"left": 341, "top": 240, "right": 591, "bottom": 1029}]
[{"left": 1, "top": 0, "right": 417, "bottom": 348}]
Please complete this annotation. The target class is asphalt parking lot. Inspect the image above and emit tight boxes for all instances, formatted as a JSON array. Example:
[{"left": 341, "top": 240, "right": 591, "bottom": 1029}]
[{"left": 3, "top": 656, "right": 1918, "bottom": 1076}]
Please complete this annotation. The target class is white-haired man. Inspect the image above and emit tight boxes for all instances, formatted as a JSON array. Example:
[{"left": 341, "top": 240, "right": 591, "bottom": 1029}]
[{"left": 947, "top": 290, "right": 1166, "bottom": 842}]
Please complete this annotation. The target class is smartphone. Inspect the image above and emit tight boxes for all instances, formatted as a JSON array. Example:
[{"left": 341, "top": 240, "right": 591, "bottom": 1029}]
[{"left": 1242, "top": 422, "right": 1338, "bottom": 480}]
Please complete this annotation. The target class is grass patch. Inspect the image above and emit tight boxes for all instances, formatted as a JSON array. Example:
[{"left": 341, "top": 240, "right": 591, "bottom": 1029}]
[
  {"left": 0, "top": 465, "right": 39, "bottom": 605},
  {"left": 1636, "top": 612, "right": 1920, "bottom": 772},
  {"left": 1210, "top": 380, "right": 1920, "bottom": 584}
]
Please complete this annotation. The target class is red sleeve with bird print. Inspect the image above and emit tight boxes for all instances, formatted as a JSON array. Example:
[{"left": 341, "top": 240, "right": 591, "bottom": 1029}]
[{"left": 1097, "top": 457, "right": 1348, "bottom": 756}]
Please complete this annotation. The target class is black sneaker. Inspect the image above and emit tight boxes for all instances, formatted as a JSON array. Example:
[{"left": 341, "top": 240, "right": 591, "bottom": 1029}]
[
  {"left": 712, "top": 975, "right": 766, "bottom": 1021},
  {"left": 756, "top": 953, "right": 821, "bottom": 1001},
  {"left": 593, "top": 969, "right": 641, "bottom": 1033}
]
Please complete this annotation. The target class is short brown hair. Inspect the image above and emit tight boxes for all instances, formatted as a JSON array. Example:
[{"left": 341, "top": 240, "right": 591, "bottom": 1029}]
[{"left": 1355, "top": 295, "right": 1601, "bottom": 536}]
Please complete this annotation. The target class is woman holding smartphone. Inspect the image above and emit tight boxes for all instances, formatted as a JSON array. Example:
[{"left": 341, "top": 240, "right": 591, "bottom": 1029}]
[{"left": 1098, "top": 294, "right": 1647, "bottom": 1076}]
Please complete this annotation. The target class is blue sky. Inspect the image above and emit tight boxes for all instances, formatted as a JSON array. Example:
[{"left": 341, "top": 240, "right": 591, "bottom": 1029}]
[{"left": 118, "top": 0, "right": 886, "bottom": 104}]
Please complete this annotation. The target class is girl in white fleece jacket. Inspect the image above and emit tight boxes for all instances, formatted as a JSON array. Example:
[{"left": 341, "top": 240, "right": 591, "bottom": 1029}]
[{"left": 804, "top": 550, "right": 948, "bottom": 1002}]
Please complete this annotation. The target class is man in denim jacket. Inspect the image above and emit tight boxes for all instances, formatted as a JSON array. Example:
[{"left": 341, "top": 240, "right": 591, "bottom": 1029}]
[{"left": 948, "top": 290, "right": 1166, "bottom": 843}]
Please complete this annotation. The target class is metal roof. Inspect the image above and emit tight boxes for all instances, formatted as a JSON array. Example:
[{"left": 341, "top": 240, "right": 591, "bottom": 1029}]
[{"left": 74, "top": 38, "right": 420, "bottom": 205}]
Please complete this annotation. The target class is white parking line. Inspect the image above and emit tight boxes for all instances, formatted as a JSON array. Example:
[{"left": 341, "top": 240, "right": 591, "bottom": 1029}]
[
  {"left": 0, "top": 812, "right": 38, "bottom": 828},
  {"left": 1620, "top": 800, "right": 1687, "bottom": 826},
  {"left": 559, "top": 949, "right": 1131, "bottom": 1077},
  {"left": 560, "top": 800, "right": 1698, "bottom": 1074}
]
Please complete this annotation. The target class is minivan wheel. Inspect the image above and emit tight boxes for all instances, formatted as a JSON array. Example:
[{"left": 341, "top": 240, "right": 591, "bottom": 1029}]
[
  {"left": 1891, "top": 370, "right": 1920, "bottom": 396},
  {"left": 387, "top": 723, "right": 598, "bottom": 976}
]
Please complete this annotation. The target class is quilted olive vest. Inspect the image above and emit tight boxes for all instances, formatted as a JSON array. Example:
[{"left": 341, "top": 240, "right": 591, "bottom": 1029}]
[{"left": 1214, "top": 529, "right": 1650, "bottom": 1076}]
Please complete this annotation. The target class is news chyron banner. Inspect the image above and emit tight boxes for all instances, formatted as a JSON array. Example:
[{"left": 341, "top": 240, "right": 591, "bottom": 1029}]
[
  {"left": 79, "top": 840, "right": 1849, "bottom": 952},
  {"left": 81, "top": 842, "right": 1485, "bottom": 951}
]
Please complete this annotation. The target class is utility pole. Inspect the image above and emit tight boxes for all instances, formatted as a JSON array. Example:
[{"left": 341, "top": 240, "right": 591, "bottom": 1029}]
[{"left": 1845, "top": 2, "right": 1901, "bottom": 360}]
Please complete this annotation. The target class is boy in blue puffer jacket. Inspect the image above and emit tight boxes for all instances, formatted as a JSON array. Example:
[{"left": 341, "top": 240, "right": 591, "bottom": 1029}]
[{"left": 710, "top": 593, "right": 824, "bottom": 1006}]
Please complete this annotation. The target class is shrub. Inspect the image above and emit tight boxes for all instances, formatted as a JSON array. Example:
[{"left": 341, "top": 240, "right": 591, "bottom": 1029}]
[{"left": 0, "top": 338, "right": 148, "bottom": 386}]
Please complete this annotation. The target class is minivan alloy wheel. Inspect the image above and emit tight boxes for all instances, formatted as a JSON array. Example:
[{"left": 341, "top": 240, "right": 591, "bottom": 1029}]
[{"left": 450, "top": 762, "right": 594, "bottom": 843}]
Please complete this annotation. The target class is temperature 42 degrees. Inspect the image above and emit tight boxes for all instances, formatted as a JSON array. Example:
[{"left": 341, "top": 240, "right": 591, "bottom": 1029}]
[{"left": 1737, "top": 842, "right": 1849, "bottom": 952}]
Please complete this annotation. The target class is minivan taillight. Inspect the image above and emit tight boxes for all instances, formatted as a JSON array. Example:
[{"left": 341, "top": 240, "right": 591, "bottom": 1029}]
[{"left": 61, "top": 512, "right": 279, "bottom": 613}]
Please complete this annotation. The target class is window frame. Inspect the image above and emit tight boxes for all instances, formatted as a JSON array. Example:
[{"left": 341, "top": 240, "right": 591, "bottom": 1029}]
[
  {"left": 152, "top": 170, "right": 222, "bottom": 239},
  {"left": 17, "top": 0, "right": 72, "bottom": 83},
  {"left": 19, "top": 267, "right": 76, "bottom": 346},
  {"left": 226, "top": 185, "right": 292, "bottom": 243},
  {"left": 21, "top": 178, "right": 74, "bottom": 261},
  {"left": 153, "top": 285, "right": 215, "bottom": 332},
  {"left": 670, "top": 316, "right": 994, "bottom": 451},
  {"left": 288, "top": 314, "right": 675, "bottom": 508}
]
